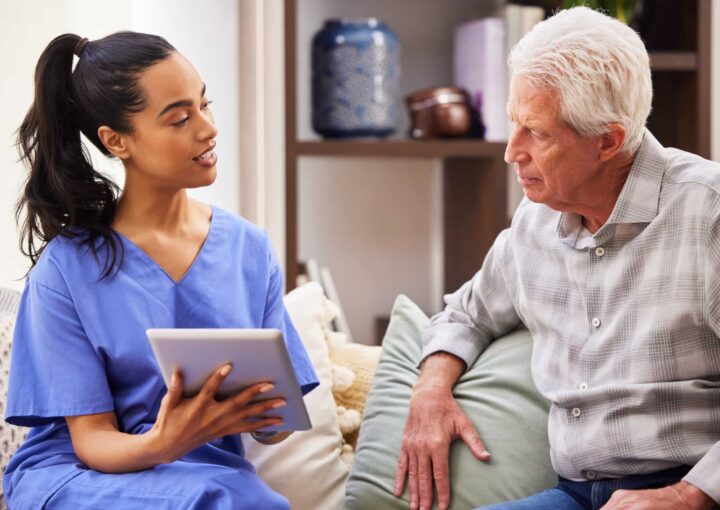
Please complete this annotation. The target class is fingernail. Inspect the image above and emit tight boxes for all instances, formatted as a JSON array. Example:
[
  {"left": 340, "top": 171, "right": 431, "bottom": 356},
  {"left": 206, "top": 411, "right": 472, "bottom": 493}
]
[
  {"left": 481, "top": 450, "right": 492, "bottom": 459},
  {"left": 272, "top": 400, "right": 286, "bottom": 408},
  {"left": 171, "top": 374, "right": 178, "bottom": 387},
  {"left": 260, "top": 384, "right": 274, "bottom": 393},
  {"left": 219, "top": 364, "right": 232, "bottom": 376}
]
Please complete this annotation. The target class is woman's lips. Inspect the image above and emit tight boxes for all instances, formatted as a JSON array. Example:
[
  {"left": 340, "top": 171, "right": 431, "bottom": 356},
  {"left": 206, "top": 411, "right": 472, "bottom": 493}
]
[{"left": 193, "top": 149, "right": 217, "bottom": 167}]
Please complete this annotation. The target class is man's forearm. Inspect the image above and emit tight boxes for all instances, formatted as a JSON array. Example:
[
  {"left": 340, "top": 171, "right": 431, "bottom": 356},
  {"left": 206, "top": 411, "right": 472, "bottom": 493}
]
[{"left": 416, "top": 351, "right": 466, "bottom": 392}]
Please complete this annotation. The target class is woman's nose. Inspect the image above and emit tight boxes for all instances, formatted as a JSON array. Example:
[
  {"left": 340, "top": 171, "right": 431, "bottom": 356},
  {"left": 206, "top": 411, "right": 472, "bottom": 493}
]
[{"left": 198, "top": 112, "right": 218, "bottom": 141}]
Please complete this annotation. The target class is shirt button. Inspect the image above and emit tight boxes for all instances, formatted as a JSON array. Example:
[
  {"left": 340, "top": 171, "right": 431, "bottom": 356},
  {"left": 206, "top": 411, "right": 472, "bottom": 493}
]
[
  {"left": 586, "top": 471, "right": 597, "bottom": 480},
  {"left": 595, "top": 247, "right": 605, "bottom": 257},
  {"left": 591, "top": 317, "right": 601, "bottom": 328},
  {"left": 579, "top": 383, "right": 589, "bottom": 390},
  {"left": 572, "top": 407, "right": 582, "bottom": 417}
]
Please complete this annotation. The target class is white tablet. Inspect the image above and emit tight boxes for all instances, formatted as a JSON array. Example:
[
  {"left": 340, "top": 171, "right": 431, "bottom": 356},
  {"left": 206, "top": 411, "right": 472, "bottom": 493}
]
[{"left": 146, "top": 328, "right": 311, "bottom": 431}]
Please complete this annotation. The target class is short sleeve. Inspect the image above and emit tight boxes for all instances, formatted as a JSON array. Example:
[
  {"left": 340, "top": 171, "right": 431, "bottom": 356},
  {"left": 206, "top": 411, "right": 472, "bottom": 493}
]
[
  {"left": 262, "top": 243, "right": 319, "bottom": 396},
  {"left": 5, "top": 277, "right": 114, "bottom": 427}
]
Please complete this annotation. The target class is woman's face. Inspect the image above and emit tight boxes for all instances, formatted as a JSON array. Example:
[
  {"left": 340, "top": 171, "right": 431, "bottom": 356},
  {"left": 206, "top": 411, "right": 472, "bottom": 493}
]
[{"left": 119, "top": 52, "right": 218, "bottom": 190}]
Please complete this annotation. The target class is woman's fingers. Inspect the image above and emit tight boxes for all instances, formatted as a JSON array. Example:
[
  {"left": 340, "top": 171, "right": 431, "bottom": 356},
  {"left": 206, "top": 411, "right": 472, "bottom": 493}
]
[
  {"left": 197, "top": 363, "right": 233, "bottom": 401},
  {"left": 163, "top": 370, "right": 184, "bottom": 410},
  {"left": 232, "top": 417, "right": 283, "bottom": 434},
  {"left": 154, "top": 370, "right": 183, "bottom": 436},
  {"left": 227, "top": 381, "right": 275, "bottom": 407},
  {"left": 232, "top": 396, "right": 286, "bottom": 419}
]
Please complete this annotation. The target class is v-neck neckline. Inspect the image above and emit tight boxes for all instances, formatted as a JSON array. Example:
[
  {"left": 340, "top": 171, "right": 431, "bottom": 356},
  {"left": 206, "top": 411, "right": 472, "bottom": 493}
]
[{"left": 113, "top": 205, "right": 216, "bottom": 286}]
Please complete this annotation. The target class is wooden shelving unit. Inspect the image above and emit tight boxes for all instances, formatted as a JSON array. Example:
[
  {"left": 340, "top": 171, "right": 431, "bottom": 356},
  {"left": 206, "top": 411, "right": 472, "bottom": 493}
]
[
  {"left": 284, "top": 0, "right": 509, "bottom": 297},
  {"left": 645, "top": 0, "right": 712, "bottom": 158},
  {"left": 284, "top": 0, "right": 712, "bottom": 300},
  {"left": 294, "top": 140, "right": 507, "bottom": 159}
]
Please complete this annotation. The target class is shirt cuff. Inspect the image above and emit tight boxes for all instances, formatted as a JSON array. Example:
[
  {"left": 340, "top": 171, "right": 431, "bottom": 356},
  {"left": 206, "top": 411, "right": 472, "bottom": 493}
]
[
  {"left": 683, "top": 440, "right": 720, "bottom": 504},
  {"left": 419, "top": 322, "right": 489, "bottom": 369}
]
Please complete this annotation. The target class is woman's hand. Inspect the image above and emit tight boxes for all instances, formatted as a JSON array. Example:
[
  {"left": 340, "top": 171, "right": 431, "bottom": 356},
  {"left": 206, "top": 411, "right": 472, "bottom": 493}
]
[{"left": 148, "top": 363, "right": 286, "bottom": 463}]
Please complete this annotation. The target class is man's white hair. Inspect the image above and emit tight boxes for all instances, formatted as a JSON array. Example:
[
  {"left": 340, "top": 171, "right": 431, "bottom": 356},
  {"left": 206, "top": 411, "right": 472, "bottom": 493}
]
[{"left": 508, "top": 6, "right": 652, "bottom": 155}]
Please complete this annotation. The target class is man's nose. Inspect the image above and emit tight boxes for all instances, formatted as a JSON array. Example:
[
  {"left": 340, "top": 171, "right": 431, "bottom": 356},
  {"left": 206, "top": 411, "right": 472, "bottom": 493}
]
[{"left": 505, "top": 127, "right": 528, "bottom": 164}]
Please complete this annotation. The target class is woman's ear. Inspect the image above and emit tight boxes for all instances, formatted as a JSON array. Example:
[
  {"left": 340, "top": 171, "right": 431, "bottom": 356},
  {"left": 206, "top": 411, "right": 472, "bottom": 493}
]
[{"left": 97, "top": 126, "right": 131, "bottom": 160}]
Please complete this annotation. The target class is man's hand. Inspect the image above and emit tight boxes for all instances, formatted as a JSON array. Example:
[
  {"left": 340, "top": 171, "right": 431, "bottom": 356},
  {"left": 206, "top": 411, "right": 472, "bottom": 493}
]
[
  {"left": 600, "top": 481, "right": 715, "bottom": 510},
  {"left": 394, "top": 353, "right": 491, "bottom": 510}
]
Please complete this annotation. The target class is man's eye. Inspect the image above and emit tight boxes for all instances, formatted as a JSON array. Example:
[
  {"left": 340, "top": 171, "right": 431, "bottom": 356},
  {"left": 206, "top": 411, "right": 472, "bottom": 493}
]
[{"left": 172, "top": 117, "right": 189, "bottom": 127}]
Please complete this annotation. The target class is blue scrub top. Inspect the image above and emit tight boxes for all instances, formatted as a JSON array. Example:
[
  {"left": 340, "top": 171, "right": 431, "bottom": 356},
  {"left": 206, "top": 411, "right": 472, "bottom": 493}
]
[{"left": 4, "top": 206, "right": 318, "bottom": 508}]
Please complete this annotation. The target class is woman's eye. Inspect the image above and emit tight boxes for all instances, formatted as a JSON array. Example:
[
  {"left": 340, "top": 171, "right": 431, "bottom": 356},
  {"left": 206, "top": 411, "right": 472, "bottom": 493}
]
[
  {"left": 172, "top": 117, "right": 189, "bottom": 127},
  {"left": 202, "top": 99, "right": 214, "bottom": 110}
]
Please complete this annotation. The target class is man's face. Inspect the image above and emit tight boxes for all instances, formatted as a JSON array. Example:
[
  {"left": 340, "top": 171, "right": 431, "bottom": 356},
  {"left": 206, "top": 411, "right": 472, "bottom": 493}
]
[{"left": 505, "top": 75, "right": 603, "bottom": 212}]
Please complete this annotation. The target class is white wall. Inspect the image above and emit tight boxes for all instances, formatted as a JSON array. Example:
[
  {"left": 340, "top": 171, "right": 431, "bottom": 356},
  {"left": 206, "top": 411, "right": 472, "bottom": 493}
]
[
  {"left": 0, "top": 0, "right": 240, "bottom": 291},
  {"left": 298, "top": 158, "right": 443, "bottom": 344},
  {"left": 132, "top": 0, "right": 240, "bottom": 214},
  {"left": 0, "top": 0, "right": 133, "bottom": 291}
]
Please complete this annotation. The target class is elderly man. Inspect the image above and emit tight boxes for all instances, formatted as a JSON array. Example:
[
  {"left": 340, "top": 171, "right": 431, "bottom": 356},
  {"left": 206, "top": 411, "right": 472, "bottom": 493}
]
[{"left": 394, "top": 6, "right": 720, "bottom": 510}]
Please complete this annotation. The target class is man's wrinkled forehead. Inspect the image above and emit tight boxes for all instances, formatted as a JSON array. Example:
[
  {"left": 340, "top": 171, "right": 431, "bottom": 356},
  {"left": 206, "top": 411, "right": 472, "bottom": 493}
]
[{"left": 507, "top": 75, "right": 560, "bottom": 126}]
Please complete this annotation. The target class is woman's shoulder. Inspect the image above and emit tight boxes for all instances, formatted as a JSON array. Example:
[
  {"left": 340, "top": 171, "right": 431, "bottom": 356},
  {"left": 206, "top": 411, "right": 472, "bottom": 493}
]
[
  {"left": 29, "top": 232, "right": 105, "bottom": 293},
  {"left": 212, "top": 206, "right": 271, "bottom": 249},
  {"left": 210, "top": 206, "right": 283, "bottom": 274}
]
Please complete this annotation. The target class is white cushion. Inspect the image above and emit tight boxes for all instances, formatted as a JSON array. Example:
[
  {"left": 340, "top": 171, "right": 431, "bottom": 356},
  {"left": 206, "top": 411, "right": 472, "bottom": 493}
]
[{"left": 243, "top": 282, "right": 349, "bottom": 510}]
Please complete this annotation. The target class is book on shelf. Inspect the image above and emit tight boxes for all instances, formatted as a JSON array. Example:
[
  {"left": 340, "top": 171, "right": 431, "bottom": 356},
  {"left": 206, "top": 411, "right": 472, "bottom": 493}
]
[
  {"left": 504, "top": 4, "right": 545, "bottom": 135},
  {"left": 453, "top": 5, "right": 544, "bottom": 143}
]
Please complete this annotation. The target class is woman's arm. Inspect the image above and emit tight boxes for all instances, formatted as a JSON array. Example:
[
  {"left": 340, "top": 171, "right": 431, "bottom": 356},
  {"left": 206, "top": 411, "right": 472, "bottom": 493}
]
[
  {"left": 66, "top": 365, "right": 285, "bottom": 473},
  {"left": 66, "top": 412, "right": 166, "bottom": 473}
]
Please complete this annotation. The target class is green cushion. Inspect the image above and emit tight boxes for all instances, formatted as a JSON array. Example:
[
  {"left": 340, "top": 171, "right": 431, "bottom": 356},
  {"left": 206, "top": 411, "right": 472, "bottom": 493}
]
[{"left": 345, "top": 295, "right": 556, "bottom": 509}]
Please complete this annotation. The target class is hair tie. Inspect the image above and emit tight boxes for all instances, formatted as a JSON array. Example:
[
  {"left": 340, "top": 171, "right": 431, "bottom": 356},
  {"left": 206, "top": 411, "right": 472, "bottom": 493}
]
[{"left": 74, "top": 37, "right": 89, "bottom": 57}]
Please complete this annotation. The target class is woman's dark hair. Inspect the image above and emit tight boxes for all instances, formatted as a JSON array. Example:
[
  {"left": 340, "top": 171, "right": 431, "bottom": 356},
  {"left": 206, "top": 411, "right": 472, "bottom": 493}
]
[{"left": 16, "top": 31, "right": 175, "bottom": 277}]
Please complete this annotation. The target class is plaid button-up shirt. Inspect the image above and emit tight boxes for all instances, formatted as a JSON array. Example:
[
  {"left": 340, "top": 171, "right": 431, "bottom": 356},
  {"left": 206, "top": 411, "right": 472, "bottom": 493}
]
[{"left": 423, "top": 130, "right": 720, "bottom": 502}]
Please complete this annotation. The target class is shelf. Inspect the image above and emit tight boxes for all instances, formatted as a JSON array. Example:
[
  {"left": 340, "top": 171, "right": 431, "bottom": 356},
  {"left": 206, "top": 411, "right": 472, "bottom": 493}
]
[
  {"left": 649, "top": 52, "right": 698, "bottom": 71},
  {"left": 292, "top": 140, "right": 507, "bottom": 159}
]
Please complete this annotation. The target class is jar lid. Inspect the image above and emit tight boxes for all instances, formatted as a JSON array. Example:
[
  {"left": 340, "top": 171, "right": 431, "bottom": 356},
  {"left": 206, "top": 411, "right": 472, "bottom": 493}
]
[
  {"left": 405, "top": 87, "right": 470, "bottom": 112},
  {"left": 325, "top": 18, "right": 381, "bottom": 28}
]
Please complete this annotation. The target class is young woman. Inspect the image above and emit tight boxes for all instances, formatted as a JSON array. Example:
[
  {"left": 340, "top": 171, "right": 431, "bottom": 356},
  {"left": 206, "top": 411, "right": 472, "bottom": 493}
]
[{"left": 4, "top": 32, "right": 317, "bottom": 509}]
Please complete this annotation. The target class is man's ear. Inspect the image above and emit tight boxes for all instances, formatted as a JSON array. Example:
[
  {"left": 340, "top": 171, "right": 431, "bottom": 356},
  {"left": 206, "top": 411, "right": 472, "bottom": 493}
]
[
  {"left": 598, "top": 123, "right": 627, "bottom": 162},
  {"left": 97, "top": 126, "right": 131, "bottom": 160}
]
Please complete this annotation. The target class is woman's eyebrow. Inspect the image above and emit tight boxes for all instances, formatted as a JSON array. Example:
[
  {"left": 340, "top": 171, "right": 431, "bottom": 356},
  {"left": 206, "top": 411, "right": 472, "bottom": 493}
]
[{"left": 157, "top": 83, "right": 207, "bottom": 118}]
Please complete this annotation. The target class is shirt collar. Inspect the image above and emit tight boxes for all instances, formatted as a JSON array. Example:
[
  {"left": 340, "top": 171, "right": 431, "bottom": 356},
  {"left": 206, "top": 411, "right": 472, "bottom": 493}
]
[{"left": 556, "top": 129, "right": 667, "bottom": 247}]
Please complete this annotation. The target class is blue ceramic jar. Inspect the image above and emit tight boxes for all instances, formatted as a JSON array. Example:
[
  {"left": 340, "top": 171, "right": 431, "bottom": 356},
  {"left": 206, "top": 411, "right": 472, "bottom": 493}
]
[{"left": 312, "top": 18, "right": 400, "bottom": 138}]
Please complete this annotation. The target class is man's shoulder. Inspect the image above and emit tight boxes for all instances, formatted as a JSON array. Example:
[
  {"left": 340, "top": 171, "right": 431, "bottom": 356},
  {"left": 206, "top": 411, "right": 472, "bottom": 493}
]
[{"left": 663, "top": 147, "right": 720, "bottom": 197}]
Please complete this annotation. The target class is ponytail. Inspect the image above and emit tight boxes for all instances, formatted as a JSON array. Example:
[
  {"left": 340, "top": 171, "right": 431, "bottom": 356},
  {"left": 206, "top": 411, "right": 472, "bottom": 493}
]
[{"left": 16, "top": 31, "right": 175, "bottom": 278}]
